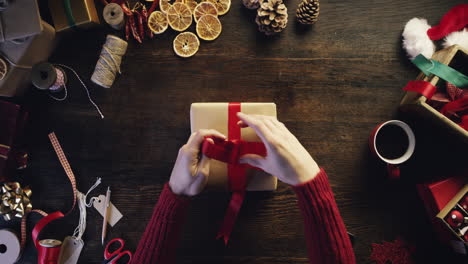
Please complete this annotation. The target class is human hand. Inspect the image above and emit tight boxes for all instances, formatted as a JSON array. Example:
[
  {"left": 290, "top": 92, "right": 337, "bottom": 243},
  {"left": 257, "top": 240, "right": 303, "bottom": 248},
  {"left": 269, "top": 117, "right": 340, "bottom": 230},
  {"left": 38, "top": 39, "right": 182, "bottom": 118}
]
[
  {"left": 169, "top": 129, "right": 226, "bottom": 196},
  {"left": 237, "top": 113, "right": 320, "bottom": 186}
]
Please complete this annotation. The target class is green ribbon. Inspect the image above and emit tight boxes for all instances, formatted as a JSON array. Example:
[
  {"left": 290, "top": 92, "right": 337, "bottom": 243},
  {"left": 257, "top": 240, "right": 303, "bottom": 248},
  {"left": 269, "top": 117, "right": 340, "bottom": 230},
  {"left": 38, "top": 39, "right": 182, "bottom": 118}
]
[
  {"left": 63, "top": 0, "right": 76, "bottom": 28},
  {"left": 412, "top": 54, "right": 468, "bottom": 88}
]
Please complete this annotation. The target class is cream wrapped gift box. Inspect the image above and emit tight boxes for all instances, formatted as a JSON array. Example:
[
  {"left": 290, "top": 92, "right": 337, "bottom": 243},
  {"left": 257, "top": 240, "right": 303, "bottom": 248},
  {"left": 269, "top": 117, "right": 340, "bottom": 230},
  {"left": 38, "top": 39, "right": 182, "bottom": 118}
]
[{"left": 190, "top": 102, "right": 277, "bottom": 191}]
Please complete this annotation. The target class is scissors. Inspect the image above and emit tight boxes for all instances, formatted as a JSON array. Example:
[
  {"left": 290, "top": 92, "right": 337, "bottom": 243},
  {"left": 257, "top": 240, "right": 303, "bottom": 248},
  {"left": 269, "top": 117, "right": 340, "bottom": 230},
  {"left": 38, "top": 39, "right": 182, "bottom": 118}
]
[{"left": 102, "top": 238, "right": 133, "bottom": 264}]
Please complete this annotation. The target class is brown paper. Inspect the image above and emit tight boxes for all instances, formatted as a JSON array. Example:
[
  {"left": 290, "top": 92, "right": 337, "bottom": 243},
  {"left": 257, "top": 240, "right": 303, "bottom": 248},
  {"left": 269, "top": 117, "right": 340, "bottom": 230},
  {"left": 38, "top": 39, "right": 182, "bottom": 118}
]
[{"left": 190, "top": 103, "right": 277, "bottom": 191}]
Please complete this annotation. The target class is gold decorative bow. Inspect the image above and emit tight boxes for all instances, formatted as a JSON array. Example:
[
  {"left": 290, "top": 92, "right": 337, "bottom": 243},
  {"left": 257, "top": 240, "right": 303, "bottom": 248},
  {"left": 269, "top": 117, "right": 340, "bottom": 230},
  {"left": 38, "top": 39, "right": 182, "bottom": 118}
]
[{"left": 0, "top": 182, "right": 32, "bottom": 221}]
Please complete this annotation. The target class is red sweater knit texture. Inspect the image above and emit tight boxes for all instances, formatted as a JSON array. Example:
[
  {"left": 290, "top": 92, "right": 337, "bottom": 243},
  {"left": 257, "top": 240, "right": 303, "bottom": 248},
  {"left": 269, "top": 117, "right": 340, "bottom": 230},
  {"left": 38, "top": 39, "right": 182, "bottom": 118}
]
[{"left": 131, "top": 169, "right": 356, "bottom": 264}]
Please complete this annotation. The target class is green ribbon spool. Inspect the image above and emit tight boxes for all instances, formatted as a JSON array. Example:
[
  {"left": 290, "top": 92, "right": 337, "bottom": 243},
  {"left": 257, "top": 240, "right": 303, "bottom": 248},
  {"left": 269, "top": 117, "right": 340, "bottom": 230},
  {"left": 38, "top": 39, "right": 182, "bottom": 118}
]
[
  {"left": 412, "top": 54, "right": 468, "bottom": 88},
  {"left": 63, "top": 0, "right": 76, "bottom": 28}
]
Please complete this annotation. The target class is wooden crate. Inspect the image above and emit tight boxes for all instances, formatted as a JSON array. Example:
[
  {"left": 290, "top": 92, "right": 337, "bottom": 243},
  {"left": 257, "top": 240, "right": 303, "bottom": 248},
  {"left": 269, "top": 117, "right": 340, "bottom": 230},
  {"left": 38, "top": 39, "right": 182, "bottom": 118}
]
[{"left": 400, "top": 45, "right": 468, "bottom": 143}]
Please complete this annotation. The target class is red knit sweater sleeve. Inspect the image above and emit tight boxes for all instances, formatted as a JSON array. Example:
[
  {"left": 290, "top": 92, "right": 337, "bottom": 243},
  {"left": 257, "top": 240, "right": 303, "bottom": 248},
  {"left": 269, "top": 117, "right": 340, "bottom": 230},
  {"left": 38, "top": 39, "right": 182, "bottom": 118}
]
[
  {"left": 292, "top": 169, "right": 356, "bottom": 264},
  {"left": 131, "top": 183, "right": 190, "bottom": 264}
]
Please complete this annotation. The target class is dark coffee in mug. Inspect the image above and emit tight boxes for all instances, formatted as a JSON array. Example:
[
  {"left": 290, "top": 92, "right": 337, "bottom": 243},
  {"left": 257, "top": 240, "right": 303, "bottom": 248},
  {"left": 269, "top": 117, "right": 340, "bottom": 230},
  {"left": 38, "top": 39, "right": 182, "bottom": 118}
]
[{"left": 375, "top": 124, "right": 409, "bottom": 160}]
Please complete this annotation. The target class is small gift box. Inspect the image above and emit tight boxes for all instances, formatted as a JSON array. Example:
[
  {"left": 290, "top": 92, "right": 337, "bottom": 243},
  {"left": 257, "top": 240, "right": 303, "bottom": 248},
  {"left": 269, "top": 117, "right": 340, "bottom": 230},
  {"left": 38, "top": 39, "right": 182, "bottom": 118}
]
[
  {"left": 400, "top": 45, "right": 468, "bottom": 143},
  {"left": 0, "top": 21, "right": 56, "bottom": 97},
  {"left": 436, "top": 185, "right": 468, "bottom": 249},
  {"left": 48, "top": 0, "right": 100, "bottom": 32},
  {"left": 190, "top": 102, "right": 277, "bottom": 191},
  {"left": 0, "top": 0, "right": 42, "bottom": 42}
]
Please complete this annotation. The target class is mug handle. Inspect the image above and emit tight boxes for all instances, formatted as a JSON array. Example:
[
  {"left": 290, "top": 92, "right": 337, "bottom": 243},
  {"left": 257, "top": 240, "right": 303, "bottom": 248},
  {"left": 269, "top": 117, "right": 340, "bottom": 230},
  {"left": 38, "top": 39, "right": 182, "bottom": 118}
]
[{"left": 387, "top": 164, "right": 400, "bottom": 180}]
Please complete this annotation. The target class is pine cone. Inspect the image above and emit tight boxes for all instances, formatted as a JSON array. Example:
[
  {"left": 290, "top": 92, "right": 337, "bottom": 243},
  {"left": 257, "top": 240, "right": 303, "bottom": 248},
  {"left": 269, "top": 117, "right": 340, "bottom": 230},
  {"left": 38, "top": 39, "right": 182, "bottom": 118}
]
[
  {"left": 255, "top": 0, "right": 288, "bottom": 35},
  {"left": 296, "top": 0, "right": 319, "bottom": 25},
  {"left": 242, "top": 0, "right": 260, "bottom": 10}
]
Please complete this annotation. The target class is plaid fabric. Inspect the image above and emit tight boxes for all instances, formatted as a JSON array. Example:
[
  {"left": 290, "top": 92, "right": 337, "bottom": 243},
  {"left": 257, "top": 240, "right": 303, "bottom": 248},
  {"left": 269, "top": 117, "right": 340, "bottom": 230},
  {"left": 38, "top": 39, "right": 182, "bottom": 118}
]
[{"left": 0, "top": 100, "right": 20, "bottom": 181}]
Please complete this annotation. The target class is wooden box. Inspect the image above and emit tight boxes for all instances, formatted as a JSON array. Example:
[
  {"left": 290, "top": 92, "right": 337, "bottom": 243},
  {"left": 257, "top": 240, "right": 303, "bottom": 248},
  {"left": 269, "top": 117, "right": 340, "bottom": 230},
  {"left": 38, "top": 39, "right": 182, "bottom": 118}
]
[
  {"left": 436, "top": 185, "right": 468, "bottom": 245},
  {"left": 400, "top": 45, "right": 468, "bottom": 143}
]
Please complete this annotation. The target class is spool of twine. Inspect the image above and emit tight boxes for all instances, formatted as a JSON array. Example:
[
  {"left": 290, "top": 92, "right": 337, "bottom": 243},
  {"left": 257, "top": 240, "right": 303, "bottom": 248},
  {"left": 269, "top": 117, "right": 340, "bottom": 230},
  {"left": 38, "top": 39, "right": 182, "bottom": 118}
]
[
  {"left": 91, "top": 35, "right": 128, "bottom": 88},
  {"left": 103, "top": 3, "right": 124, "bottom": 30},
  {"left": 31, "top": 62, "right": 105, "bottom": 119},
  {"left": 31, "top": 62, "right": 66, "bottom": 93}
]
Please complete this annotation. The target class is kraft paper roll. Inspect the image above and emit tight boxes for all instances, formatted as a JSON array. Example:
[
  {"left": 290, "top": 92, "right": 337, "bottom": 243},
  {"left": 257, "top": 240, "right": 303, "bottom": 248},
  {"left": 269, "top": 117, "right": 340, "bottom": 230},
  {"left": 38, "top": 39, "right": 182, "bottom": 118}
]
[{"left": 0, "top": 229, "right": 21, "bottom": 264}]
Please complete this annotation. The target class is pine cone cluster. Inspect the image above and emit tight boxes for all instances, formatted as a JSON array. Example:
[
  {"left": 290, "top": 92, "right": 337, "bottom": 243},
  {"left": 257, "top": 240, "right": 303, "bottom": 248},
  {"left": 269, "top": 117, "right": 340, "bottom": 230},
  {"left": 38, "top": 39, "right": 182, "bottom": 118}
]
[
  {"left": 255, "top": 0, "right": 288, "bottom": 35},
  {"left": 296, "top": 0, "right": 319, "bottom": 25},
  {"left": 242, "top": 0, "right": 260, "bottom": 10}
]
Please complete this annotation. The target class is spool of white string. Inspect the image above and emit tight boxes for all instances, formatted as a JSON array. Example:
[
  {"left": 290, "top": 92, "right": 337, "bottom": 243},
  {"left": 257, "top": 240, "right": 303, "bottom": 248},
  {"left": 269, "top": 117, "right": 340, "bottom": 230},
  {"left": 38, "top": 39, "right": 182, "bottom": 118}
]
[{"left": 91, "top": 35, "right": 128, "bottom": 88}]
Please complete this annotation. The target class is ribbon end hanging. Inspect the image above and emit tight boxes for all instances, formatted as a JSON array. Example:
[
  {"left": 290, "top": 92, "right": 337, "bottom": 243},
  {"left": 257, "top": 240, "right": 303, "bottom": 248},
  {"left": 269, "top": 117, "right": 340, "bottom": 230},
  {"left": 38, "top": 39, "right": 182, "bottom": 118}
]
[{"left": 216, "top": 232, "right": 230, "bottom": 246}]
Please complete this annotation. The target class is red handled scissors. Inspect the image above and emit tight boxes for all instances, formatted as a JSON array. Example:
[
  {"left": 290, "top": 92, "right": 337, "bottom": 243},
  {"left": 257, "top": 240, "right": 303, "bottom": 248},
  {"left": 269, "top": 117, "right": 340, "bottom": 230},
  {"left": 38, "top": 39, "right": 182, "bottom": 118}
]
[{"left": 102, "top": 238, "right": 133, "bottom": 264}]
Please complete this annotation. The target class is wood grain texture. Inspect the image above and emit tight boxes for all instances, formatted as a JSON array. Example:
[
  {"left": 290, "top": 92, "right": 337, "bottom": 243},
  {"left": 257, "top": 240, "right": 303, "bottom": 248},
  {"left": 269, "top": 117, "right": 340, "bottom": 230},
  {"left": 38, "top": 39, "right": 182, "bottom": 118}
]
[{"left": 1, "top": 0, "right": 467, "bottom": 263}]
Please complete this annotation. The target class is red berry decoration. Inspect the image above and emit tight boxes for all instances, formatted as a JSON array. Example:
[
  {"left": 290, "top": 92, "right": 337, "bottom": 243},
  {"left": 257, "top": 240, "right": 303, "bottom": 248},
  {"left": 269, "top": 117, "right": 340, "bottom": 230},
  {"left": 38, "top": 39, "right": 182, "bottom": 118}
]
[
  {"left": 447, "top": 210, "right": 464, "bottom": 228},
  {"left": 461, "top": 195, "right": 468, "bottom": 211}
]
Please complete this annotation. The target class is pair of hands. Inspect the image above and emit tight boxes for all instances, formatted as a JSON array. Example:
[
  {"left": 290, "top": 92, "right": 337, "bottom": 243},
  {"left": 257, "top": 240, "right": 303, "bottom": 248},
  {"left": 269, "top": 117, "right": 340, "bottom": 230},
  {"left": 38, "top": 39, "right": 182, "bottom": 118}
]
[{"left": 169, "top": 113, "right": 320, "bottom": 196}]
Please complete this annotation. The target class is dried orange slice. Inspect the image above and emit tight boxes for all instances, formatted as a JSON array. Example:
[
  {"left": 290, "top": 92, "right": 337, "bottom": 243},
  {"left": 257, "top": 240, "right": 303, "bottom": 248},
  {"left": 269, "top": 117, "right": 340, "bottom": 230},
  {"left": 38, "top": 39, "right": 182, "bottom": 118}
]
[
  {"left": 196, "top": 14, "right": 222, "bottom": 41},
  {"left": 207, "top": 0, "right": 230, "bottom": 15},
  {"left": 183, "top": 0, "right": 198, "bottom": 13},
  {"left": 173, "top": 32, "right": 200, "bottom": 58},
  {"left": 148, "top": 11, "right": 168, "bottom": 34},
  {"left": 166, "top": 2, "right": 193, "bottom": 32},
  {"left": 193, "top": 2, "right": 218, "bottom": 22},
  {"left": 160, "top": 0, "right": 182, "bottom": 13}
]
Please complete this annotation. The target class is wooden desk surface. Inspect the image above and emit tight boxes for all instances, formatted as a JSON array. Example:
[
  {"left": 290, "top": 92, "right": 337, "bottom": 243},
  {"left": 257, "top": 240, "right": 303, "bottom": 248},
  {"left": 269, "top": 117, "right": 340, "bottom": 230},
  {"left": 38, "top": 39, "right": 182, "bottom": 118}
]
[{"left": 2, "top": 0, "right": 467, "bottom": 263}]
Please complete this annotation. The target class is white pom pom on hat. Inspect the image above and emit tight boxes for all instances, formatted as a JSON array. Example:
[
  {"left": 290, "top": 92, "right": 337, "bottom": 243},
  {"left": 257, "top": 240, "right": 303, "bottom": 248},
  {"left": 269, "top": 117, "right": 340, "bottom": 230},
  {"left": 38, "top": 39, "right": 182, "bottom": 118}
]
[
  {"left": 402, "top": 18, "right": 436, "bottom": 59},
  {"left": 444, "top": 28, "right": 468, "bottom": 49}
]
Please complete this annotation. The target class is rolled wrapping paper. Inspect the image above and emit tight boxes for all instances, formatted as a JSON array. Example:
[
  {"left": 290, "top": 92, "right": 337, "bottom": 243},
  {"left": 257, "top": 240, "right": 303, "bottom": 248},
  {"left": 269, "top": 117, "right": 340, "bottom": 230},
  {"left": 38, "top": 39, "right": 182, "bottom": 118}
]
[
  {"left": 0, "top": 229, "right": 21, "bottom": 264},
  {"left": 190, "top": 103, "right": 277, "bottom": 191},
  {"left": 91, "top": 35, "right": 128, "bottom": 88},
  {"left": 0, "top": 182, "right": 32, "bottom": 221},
  {"left": 369, "top": 120, "right": 416, "bottom": 180},
  {"left": 103, "top": 3, "right": 124, "bottom": 30}
]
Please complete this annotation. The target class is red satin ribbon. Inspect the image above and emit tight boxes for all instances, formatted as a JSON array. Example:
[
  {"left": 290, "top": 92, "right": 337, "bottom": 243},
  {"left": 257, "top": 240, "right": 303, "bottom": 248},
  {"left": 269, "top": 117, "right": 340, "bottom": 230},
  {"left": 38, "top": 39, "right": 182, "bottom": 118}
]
[
  {"left": 403, "top": 80, "right": 436, "bottom": 99},
  {"left": 207, "top": 103, "right": 267, "bottom": 245},
  {"left": 202, "top": 137, "right": 266, "bottom": 166},
  {"left": 32, "top": 211, "right": 65, "bottom": 248}
]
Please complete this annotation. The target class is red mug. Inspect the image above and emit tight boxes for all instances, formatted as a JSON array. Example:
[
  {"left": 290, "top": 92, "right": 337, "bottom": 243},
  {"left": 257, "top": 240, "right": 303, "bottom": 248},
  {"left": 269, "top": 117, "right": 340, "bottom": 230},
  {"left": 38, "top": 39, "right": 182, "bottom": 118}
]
[{"left": 369, "top": 120, "right": 416, "bottom": 179}]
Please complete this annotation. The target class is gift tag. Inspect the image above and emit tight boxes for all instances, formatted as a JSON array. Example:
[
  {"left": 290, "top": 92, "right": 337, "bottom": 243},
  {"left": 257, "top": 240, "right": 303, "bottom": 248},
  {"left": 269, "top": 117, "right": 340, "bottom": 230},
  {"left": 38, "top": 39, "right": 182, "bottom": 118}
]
[
  {"left": 58, "top": 236, "right": 84, "bottom": 264},
  {"left": 93, "top": 194, "right": 123, "bottom": 226}
]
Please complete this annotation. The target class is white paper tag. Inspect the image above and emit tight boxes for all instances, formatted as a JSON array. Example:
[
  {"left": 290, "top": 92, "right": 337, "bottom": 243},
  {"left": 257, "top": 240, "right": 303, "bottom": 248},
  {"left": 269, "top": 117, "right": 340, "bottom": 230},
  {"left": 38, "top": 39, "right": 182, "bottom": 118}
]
[
  {"left": 58, "top": 236, "right": 84, "bottom": 264},
  {"left": 92, "top": 194, "right": 123, "bottom": 227}
]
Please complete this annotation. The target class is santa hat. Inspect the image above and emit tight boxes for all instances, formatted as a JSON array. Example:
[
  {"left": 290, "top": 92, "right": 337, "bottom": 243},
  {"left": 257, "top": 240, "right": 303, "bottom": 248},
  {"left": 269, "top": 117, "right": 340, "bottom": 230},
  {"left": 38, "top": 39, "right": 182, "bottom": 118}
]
[{"left": 402, "top": 4, "right": 468, "bottom": 60}]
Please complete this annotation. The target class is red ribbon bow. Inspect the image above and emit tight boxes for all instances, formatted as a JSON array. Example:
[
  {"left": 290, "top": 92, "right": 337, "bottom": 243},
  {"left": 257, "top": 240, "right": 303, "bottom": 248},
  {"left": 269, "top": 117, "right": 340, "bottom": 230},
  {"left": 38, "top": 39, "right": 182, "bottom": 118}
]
[{"left": 201, "top": 103, "right": 267, "bottom": 245}]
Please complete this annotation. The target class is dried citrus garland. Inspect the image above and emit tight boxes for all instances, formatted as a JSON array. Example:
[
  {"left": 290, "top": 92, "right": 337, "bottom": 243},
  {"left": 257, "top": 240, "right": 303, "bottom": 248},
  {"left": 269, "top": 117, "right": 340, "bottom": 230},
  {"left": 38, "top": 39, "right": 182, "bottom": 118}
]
[{"left": 100, "top": 0, "right": 230, "bottom": 57}]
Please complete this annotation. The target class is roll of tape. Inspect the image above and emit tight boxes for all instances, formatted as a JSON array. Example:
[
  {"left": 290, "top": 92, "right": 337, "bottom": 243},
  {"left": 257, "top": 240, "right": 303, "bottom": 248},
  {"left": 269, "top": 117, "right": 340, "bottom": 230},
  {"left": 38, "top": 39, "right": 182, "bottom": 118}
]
[
  {"left": 103, "top": 3, "right": 125, "bottom": 30},
  {"left": 0, "top": 229, "right": 21, "bottom": 264}
]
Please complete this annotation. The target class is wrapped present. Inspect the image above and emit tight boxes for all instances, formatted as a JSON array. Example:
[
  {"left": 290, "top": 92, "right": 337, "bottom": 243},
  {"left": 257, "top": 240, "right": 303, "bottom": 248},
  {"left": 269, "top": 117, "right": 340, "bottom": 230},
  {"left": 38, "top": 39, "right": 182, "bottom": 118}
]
[
  {"left": 190, "top": 102, "right": 277, "bottom": 244},
  {"left": 48, "top": 0, "right": 100, "bottom": 32},
  {"left": 0, "top": 0, "right": 42, "bottom": 42},
  {"left": 190, "top": 102, "right": 278, "bottom": 191},
  {"left": 0, "top": 21, "right": 56, "bottom": 97}
]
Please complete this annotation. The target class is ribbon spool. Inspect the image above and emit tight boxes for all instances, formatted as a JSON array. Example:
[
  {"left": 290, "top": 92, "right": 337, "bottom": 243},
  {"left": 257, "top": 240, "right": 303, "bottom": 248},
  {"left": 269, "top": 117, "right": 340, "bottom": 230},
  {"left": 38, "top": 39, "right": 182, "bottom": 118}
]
[
  {"left": 37, "top": 239, "right": 62, "bottom": 264},
  {"left": 103, "top": 3, "right": 124, "bottom": 30},
  {"left": 31, "top": 62, "right": 67, "bottom": 93},
  {"left": 0, "top": 182, "right": 32, "bottom": 221},
  {"left": 0, "top": 229, "right": 21, "bottom": 264},
  {"left": 91, "top": 35, "right": 128, "bottom": 88}
]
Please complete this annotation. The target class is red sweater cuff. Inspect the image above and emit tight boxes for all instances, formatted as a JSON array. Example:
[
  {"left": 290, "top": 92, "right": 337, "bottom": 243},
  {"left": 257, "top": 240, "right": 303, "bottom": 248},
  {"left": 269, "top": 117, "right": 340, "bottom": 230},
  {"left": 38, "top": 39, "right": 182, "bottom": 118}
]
[
  {"left": 157, "top": 183, "right": 191, "bottom": 219},
  {"left": 292, "top": 168, "right": 331, "bottom": 195}
]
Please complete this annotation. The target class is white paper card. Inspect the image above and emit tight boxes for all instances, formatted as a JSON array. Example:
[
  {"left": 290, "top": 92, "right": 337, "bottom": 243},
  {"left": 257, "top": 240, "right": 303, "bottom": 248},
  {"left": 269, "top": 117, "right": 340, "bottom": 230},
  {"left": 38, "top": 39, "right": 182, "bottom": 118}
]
[
  {"left": 58, "top": 236, "right": 84, "bottom": 264},
  {"left": 92, "top": 194, "right": 123, "bottom": 227}
]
